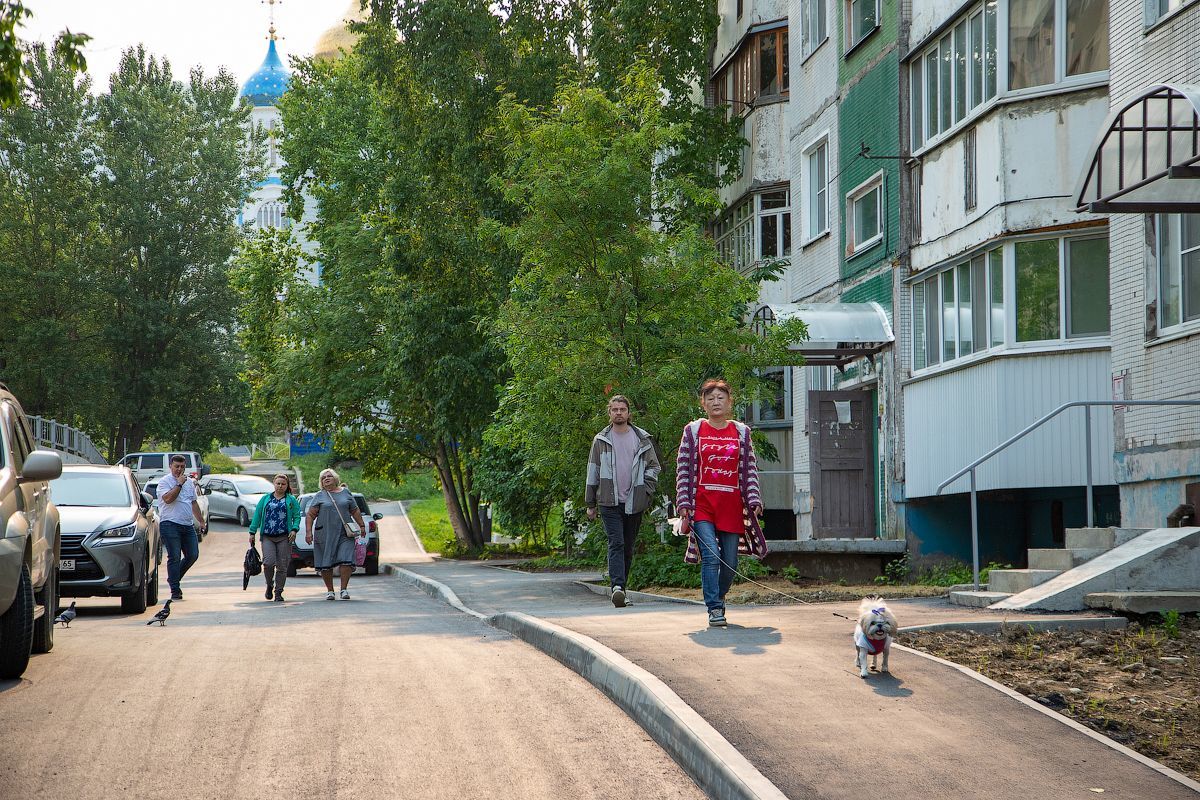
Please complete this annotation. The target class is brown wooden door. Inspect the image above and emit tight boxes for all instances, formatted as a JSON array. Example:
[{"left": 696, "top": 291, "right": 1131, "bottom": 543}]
[{"left": 808, "top": 390, "right": 875, "bottom": 538}]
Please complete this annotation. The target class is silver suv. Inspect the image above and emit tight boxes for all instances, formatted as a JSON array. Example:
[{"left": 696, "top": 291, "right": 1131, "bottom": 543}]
[{"left": 0, "top": 384, "right": 64, "bottom": 679}]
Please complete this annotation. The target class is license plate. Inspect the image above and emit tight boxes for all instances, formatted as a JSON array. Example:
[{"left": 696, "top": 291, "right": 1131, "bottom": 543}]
[{"left": 59, "top": 559, "right": 75, "bottom": 571}]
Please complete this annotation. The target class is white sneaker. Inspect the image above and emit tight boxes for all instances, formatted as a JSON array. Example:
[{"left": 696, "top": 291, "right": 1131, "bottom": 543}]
[
  {"left": 340, "top": 589, "right": 350, "bottom": 600},
  {"left": 325, "top": 591, "right": 336, "bottom": 601},
  {"left": 611, "top": 586, "right": 626, "bottom": 608}
]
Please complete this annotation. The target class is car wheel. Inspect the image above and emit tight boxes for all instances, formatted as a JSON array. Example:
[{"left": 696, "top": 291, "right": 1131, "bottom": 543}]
[
  {"left": 32, "top": 562, "right": 57, "bottom": 654},
  {"left": 365, "top": 555, "right": 379, "bottom": 576},
  {"left": 237, "top": 506, "right": 249, "bottom": 527},
  {"left": 121, "top": 560, "right": 149, "bottom": 614},
  {"left": 0, "top": 564, "right": 35, "bottom": 679},
  {"left": 146, "top": 556, "right": 160, "bottom": 606}
]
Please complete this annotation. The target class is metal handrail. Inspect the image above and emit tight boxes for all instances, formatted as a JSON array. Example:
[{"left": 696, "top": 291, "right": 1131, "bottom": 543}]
[
  {"left": 27, "top": 415, "right": 107, "bottom": 465},
  {"left": 935, "top": 399, "right": 1200, "bottom": 591}
]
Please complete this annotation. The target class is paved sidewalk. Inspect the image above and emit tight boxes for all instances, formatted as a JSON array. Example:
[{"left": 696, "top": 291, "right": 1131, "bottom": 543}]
[{"left": 389, "top": 557, "right": 1199, "bottom": 800}]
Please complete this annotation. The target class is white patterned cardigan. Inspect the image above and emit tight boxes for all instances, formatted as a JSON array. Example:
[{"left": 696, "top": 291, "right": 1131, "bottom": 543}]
[{"left": 675, "top": 419, "right": 769, "bottom": 565}]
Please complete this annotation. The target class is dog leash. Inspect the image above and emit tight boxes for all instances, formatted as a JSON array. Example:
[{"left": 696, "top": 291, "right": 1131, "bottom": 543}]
[{"left": 691, "top": 532, "right": 818, "bottom": 606}]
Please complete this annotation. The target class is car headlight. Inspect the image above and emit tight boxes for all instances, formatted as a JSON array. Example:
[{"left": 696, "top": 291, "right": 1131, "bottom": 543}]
[{"left": 94, "top": 524, "right": 138, "bottom": 545}]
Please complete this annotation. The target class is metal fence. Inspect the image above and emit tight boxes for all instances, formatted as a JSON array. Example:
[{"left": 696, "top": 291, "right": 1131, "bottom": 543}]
[{"left": 27, "top": 415, "right": 107, "bottom": 465}]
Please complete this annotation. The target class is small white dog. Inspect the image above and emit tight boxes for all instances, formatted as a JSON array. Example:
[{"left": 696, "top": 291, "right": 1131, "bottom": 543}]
[{"left": 854, "top": 596, "right": 897, "bottom": 678}]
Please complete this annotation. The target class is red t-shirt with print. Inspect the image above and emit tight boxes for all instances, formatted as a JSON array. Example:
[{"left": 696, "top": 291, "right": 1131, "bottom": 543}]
[{"left": 693, "top": 420, "right": 743, "bottom": 534}]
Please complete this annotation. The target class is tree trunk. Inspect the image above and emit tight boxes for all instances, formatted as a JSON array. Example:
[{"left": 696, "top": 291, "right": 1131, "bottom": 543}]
[{"left": 435, "top": 440, "right": 484, "bottom": 550}]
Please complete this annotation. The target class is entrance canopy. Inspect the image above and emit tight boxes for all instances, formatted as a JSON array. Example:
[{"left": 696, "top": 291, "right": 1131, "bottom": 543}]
[
  {"left": 1076, "top": 84, "right": 1200, "bottom": 213},
  {"left": 752, "top": 302, "right": 894, "bottom": 368}
]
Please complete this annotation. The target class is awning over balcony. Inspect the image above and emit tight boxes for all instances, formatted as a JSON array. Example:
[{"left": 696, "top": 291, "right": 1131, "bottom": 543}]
[
  {"left": 1075, "top": 83, "right": 1200, "bottom": 214},
  {"left": 751, "top": 302, "right": 894, "bottom": 368}
]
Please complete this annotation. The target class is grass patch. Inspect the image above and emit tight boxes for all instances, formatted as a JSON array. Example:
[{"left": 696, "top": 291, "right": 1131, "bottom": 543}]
[
  {"left": 404, "top": 494, "right": 455, "bottom": 554},
  {"left": 203, "top": 450, "right": 242, "bottom": 474},
  {"left": 287, "top": 454, "right": 439, "bottom": 502}
]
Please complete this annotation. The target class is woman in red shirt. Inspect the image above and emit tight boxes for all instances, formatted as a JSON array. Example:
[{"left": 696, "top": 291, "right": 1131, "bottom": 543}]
[{"left": 675, "top": 379, "right": 765, "bottom": 627}]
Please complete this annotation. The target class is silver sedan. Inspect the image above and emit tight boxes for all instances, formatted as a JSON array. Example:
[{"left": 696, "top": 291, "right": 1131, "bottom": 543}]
[{"left": 198, "top": 474, "right": 275, "bottom": 527}]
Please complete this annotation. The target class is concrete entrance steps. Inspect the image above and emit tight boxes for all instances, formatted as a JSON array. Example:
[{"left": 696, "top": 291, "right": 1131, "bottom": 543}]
[
  {"left": 991, "top": 526, "right": 1200, "bottom": 611},
  {"left": 1084, "top": 591, "right": 1200, "bottom": 614},
  {"left": 948, "top": 527, "right": 1152, "bottom": 608}
]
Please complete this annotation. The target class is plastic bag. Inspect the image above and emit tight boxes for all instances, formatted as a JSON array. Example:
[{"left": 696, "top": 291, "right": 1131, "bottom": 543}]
[{"left": 353, "top": 534, "right": 367, "bottom": 567}]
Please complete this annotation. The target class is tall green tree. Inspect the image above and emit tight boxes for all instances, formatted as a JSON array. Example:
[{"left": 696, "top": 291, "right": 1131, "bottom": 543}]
[
  {"left": 93, "top": 47, "right": 263, "bottom": 457},
  {"left": 0, "top": 46, "right": 105, "bottom": 425},
  {"left": 491, "top": 68, "right": 804, "bottom": 500}
]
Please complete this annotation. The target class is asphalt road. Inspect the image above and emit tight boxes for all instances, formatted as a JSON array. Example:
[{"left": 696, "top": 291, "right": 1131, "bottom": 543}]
[{"left": 0, "top": 510, "right": 704, "bottom": 800}]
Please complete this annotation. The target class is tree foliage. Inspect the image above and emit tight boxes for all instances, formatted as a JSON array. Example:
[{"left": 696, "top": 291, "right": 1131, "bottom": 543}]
[
  {"left": 0, "top": 0, "right": 88, "bottom": 107},
  {"left": 0, "top": 47, "right": 263, "bottom": 457},
  {"left": 489, "top": 68, "right": 805, "bottom": 503}
]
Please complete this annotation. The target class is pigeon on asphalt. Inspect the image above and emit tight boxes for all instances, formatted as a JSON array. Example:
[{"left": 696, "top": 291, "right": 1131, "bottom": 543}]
[
  {"left": 54, "top": 601, "right": 77, "bottom": 627},
  {"left": 146, "top": 599, "right": 172, "bottom": 626}
]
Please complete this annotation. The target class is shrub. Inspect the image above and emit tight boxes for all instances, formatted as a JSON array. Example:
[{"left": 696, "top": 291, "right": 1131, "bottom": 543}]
[{"left": 203, "top": 449, "right": 242, "bottom": 474}]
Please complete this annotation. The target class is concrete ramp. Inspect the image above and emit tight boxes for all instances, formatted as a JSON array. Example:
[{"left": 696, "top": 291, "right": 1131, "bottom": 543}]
[{"left": 991, "top": 526, "right": 1200, "bottom": 611}]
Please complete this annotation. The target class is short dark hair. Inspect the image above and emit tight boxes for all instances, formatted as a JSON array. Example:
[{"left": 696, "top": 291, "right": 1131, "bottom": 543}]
[
  {"left": 608, "top": 395, "right": 630, "bottom": 410},
  {"left": 700, "top": 379, "right": 732, "bottom": 399},
  {"left": 169, "top": 455, "right": 186, "bottom": 465}
]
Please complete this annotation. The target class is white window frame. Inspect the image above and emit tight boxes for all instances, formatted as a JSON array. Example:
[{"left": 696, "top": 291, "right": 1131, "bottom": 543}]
[
  {"left": 1145, "top": 0, "right": 1192, "bottom": 27},
  {"left": 1155, "top": 213, "right": 1200, "bottom": 335},
  {"left": 844, "top": 0, "right": 881, "bottom": 52},
  {"left": 1005, "top": 0, "right": 1110, "bottom": 98},
  {"left": 909, "top": 2, "right": 999, "bottom": 151},
  {"left": 802, "top": 0, "right": 829, "bottom": 61},
  {"left": 845, "top": 172, "right": 884, "bottom": 256},
  {"left": 753, "top": 367, "right": 793, "bottom": 425},
  {"left": 801, "top": 133, "right": 830, "bottom": 245},
  {"left": 756, "top": 189, "right": 792, "bottom": 262}
]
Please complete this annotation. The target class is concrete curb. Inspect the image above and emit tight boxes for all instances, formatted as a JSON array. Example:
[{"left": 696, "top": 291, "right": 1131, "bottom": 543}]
[
  {"left": 381, "top": 564, "right": 485, "bottom": 620},
  {"left": 392, "top": 501, "right": 428, "bottom": 555},
  {"left": 383, "top": 563, "right": 786, "bottom": 800},
  {"left": 575, "top": 580, "right": 706, "bottom": 606},
  {"left": 896, "top": 643, "right": 1200, "bottom": 794},
  {"left": 899, "top": 616, "right": 1128, "bottom": 634}
]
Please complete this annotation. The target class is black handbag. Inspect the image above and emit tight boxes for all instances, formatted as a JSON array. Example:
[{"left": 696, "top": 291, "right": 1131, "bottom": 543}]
[{"left": 242, "top": 545, "right": 263, "bottom": 589}]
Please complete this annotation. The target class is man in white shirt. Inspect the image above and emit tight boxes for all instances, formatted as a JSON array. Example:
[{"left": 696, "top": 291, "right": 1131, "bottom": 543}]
[{"left": 156, "top": 454, "right": 205, "bottom": 600}]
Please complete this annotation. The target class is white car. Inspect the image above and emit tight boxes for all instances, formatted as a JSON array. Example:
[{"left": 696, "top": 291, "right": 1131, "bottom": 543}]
[
  {"left": 144, "top": 476, "right": 210, "bottom": 540},
  {"left": 198, "top": 474, "right": 275, "bottom": 527},
  {"left": 114, "top": 451, "right": 207, "bottom": 485}
]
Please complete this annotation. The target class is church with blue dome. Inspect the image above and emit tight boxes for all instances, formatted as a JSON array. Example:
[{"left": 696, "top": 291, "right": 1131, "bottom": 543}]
[{"left": 241, "top": 38, "right": 290, "bottom": 108}]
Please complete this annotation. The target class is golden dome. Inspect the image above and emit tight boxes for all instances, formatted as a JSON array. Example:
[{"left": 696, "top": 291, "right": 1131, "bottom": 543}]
[{"left": 314, "top": 1, "right": 369, "bottom": 60}]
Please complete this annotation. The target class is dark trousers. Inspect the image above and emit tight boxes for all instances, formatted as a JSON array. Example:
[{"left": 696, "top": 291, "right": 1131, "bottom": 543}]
[
  {"left": 598, "top": 506, "right": 642, "bottom": 589},
  {"left": 160, "top": 520, "right": 199, "bottom": 594}
]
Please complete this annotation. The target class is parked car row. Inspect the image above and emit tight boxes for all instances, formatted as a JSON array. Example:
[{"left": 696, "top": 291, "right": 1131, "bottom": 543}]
[{"left": 1, "top": 382, "right": 388, "bottom": 681}]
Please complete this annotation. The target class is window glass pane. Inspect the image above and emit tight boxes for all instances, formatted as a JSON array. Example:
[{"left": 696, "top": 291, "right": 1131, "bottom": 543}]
[
  {"left": 1067, "top": 238, "right": 1110, "bottom": 336},
  {"left": 782, "top": 212, "right": 792, "bottom": 255},
  {"left": 953, "top": 22, "right": 967, "bottom": 122},
  {"left": 761, "top": 191, "right": 788, "bottom": 209},
  {"left": 1066, "top": 0, "right": 1109, "bottom": 76},
  {"left": 141, "top": 454, "right": 164, "bottom": 469},
  {"left": 816, "top": 145, "right": 827, "bottom": 232},
  {"left": 984, "top": 1, "right": 998, "bottom": 98},
  {"left": 1183, "top": 214, "right": 1200, "bottom": 322},
  {"left": 1009, "top": 0, "right": 1055, "bottom": 90},
  {"left": 989, "top": 248, "right": 1004, "bottom": 346},
  {"left": 939, "top": 36, "right": 952, "bottom": 131},
  {"left": 972, "top": 256, "right": 987, "bottom": 348},
  {"left": 761, "top": 214, "right": 779, "bottom": 258},
  {"left": 852, "top": 0, "right": 877, "bottom": 44},
  {"left": 925, "top": 51, "right": 940, "bottom": 136},
  {"left": 958, "top": 262, "right": 973, "bottom": 355},
  {"left": 760, "top": 32, "right": 778, "bottom": 95},
  {"left": 759, "top": 370, "right": 787, "bottom": 420},
  {"left": 925, "top": 276, "right": 941, "bottom": 365},
  {"left": 911, "top": 60, "right": 924, "bottom": 146},
  {"left": 969, "top": 13, "right": 983, "bottom": 108},
  {"left": 942, "top": 270, "right": 957, "bottom": 360},
  {"left": 1015, "top": 239, "right": 1060, "bottom": 341},
  {"left": 782, "top": 31, "right": 790, "bottom": 90},
  {"left": 1160, "top": 214, "right": 1182, "bottom": 328},
  {"left": 913, "top": 281, "right": 927, "bottom": 369},
  {"left": 854, "top": 185, "right": 880, "bottom": 247}
]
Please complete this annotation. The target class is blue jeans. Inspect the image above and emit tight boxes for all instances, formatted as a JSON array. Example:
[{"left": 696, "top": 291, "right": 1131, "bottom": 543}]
[
  {"left": 160, "top": 520, "right": 199, "bottom": 594},
  {"left": 692, "top": 520, "right": 740, "bottom": 611}
]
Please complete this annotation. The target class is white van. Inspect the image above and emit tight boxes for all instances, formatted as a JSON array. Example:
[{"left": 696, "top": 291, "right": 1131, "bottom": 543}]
[{"left": 114, "top": 451, "right": 207, "bottom": 485}]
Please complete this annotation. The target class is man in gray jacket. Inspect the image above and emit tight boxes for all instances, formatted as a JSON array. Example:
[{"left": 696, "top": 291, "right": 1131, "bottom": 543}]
[{"left": 585, "top": 395, "right": 661, "bottom": 607}]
